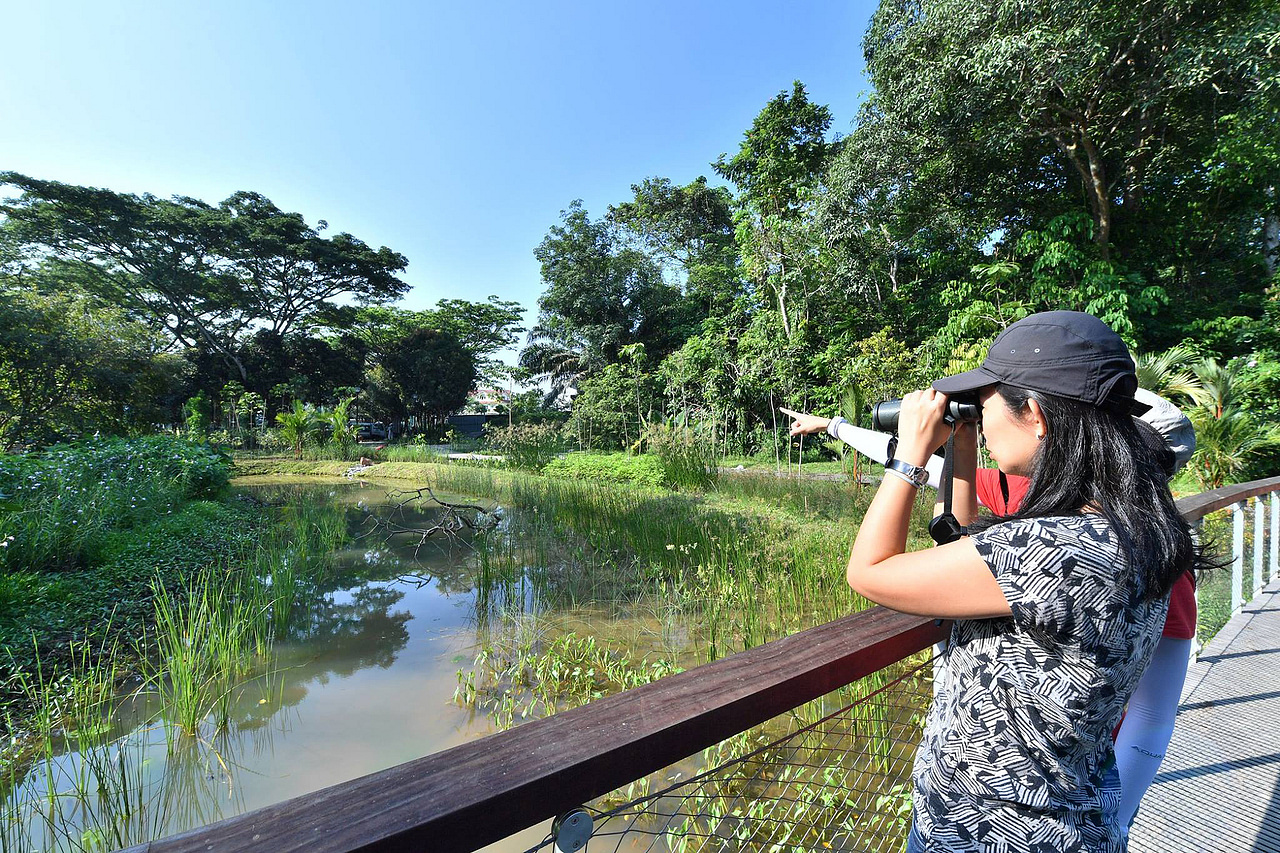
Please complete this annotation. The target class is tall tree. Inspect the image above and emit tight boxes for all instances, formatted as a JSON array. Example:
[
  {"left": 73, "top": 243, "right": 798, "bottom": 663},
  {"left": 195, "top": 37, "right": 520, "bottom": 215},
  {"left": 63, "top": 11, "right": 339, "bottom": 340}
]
[
  {"left": 382, "top": 328, "right": 477, "bottom": 425},
  {"left": 714, "top": 81, "right": 834, "bottom": 339},
  {"left": 526, "top": 201, "right": 688, "bottom": 376},
  {"left": 859, "top": 0, "right": 1278, "bottom": 260},
  {"left": 0, "top": 174, "right": 409, "bottom": 382},
  {"left": 428, "top": 296, "right": 526, "bottom": 383},
  {"left": 219, "top": 190, "right": 409, "bottom": 336},
  {"left": 608, "top": 176, "right": 740, "bottom": 317}
]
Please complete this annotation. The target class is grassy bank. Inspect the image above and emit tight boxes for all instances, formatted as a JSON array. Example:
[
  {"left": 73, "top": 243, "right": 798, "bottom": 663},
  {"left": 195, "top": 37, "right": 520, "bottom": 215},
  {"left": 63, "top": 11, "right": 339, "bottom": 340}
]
[
  {"left": 0, "top": 439, "right": 349, "bottom": 736},
  {"left": 1, "top": 439, "right": 352, "bottom": 851}
]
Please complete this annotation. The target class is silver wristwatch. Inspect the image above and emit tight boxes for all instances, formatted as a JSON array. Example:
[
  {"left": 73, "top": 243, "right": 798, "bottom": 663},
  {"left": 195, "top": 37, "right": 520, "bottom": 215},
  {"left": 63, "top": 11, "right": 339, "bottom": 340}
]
[{"left": 885, "top": 457, "right": 929, "bottom": 488}]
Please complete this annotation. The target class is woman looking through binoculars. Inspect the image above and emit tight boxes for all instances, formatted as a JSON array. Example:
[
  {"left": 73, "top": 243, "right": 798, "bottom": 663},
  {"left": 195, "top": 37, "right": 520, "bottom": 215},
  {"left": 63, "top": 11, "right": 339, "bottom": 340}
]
[{"left": 782, "top": 311, "right": 1209, "bottom": 853}]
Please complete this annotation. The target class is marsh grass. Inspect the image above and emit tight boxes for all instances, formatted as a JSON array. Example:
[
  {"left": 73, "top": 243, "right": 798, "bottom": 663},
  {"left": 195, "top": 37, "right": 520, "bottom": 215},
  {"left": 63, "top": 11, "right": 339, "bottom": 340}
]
[
  {"left": 147, "top": 494, "right": 351, "bottom": 737},
  {"left": 149, "top": 573, "right": 269, "bottom": 736},
  {"left": 0, "top": 483, "right": 351, "bottom": 852}
]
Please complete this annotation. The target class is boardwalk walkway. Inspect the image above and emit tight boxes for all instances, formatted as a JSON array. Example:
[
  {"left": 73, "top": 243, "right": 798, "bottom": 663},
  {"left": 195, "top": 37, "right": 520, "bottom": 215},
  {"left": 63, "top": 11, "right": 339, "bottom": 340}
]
[{"left": 1129, "top": 578, "right": 1280, "bottom": 853}]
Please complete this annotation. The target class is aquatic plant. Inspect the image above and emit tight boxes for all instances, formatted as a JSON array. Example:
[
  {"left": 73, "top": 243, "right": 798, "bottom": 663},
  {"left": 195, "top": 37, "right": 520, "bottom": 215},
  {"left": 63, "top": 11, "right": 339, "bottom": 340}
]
[{"left": 644, "top": 418, "right": 718, "bottom": 490}]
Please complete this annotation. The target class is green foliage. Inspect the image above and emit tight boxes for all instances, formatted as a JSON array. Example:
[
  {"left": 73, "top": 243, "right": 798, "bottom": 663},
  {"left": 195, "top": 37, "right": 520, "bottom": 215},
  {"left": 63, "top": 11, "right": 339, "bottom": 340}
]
[
  {"left": 813, "top": 328, "right": 924, "bottom": 413},
  {"left": 568, "top": 363, "right": 660, "bottom": 451},
  {"left": 543, "top": 453, "right": 667, "bottom": 489},
  {"left": 608, "top": 176, "right": 739, "bottom": 318},
  {"left": 320, "top": 397, "right": 358, "bottom": 460},
  {"left": 521, "top": 201, "right": 694, "bottom": 395},
  {"left": 0, "top": 283, "right": 187, "bottom": 450},
  {"left": 485, "top": 422, "right": 566, "bottom": 472},
  {"left": 0, "top": 436, "right": 230, "bottom": 573},
  {"left": 715, "top": 81, "right": 833, "bottom": 341},
  {"left": 382, "top": 327, "right": 477, "bottom": 422},
  {"left": 274, "top": 400, "right": 321, "bottom": 460},
  {"left": 644, "top": 419, "right": 718, "bottom": 490},
  {"left": 1187, "top": 407, "right": 1280, "bottom": 490},
  {"left": 1135, "top": 345, "right": 1201, "bottom": 405},
  {"left": 455, "top": 631, "right": 682, "bottom": 729},
  {"left": 0, "top": 174, "right": 409, "bottom": 383},
  {"left": 182, "top": 391, "right": 211, "bottom": 437}
]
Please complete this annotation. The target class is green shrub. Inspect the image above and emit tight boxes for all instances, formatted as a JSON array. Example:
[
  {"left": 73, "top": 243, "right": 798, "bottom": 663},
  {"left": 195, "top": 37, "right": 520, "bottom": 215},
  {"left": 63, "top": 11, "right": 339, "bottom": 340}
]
[
  {"left": 644, "top": 421, "right": 718, "bottom": 489},
  {"left": 0, "top": 436, "right": 231, "bottom": 572},
  {"left": 543, "top": 453, "right": 665, "bottom": 488},
  {"left": 486, "top": 422, "right": 566, "bottom": 472}
]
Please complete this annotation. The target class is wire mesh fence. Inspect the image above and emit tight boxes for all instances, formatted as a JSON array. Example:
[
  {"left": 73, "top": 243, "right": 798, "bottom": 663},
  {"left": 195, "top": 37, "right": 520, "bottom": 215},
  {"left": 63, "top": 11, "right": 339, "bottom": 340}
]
[{"left": 521, "top": 654, "right": 935, "bottom": 853}]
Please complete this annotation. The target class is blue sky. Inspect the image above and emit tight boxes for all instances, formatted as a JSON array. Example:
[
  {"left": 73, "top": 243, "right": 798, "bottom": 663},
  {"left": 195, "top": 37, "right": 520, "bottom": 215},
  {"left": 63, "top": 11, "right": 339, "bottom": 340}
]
[{"left": 2, "top": 1, "right": 877, "bottom": 359}]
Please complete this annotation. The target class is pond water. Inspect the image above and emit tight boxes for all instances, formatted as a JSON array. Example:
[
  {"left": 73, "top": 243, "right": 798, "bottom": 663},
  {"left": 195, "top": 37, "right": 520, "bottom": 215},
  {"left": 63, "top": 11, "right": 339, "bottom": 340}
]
[
  {"left": 2, "top": 475, "right": 923, "bottom": 853},
  {"left": 2, "top": 477, "right": 576, "bottom": 851}
]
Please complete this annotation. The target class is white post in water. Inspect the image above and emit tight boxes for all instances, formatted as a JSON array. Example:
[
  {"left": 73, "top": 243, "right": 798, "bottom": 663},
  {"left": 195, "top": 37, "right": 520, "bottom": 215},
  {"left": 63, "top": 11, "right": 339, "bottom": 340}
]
[
  {"left": 1254, "top": 497, "right": 1265, "bottom": 596},
  {"left": 1231, "top": 502, "right": 1245, "bottom": 615},
  {"left": 1271, "top": 491, "right": 1279, "bottom": 585}
]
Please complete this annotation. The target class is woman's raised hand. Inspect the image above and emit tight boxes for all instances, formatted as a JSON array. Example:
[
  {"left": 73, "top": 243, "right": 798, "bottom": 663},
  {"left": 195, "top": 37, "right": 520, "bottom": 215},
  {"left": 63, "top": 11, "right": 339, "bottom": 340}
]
[
  {"left": 778, "top": 407, "right": 831, "bottom": 437},
  {"left": 894, "top": 389, "right": 954, "bottom": 465}
]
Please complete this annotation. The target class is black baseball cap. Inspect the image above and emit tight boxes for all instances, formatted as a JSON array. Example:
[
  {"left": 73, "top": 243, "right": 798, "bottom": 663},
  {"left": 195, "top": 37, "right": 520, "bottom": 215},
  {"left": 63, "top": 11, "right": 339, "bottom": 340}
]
[{"left": 932, "top": 311, "right": 1148, "bottom": 414}]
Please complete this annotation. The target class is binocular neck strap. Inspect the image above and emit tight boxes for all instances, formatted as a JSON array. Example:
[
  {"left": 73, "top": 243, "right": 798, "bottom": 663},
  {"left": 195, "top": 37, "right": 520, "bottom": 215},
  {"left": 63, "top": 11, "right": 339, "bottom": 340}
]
[
  {"left": 941, "top": 425, "right": 957, "bottom": 518},
  {"left": 929, "top": 425, "right": 967, "bottom": 545}
]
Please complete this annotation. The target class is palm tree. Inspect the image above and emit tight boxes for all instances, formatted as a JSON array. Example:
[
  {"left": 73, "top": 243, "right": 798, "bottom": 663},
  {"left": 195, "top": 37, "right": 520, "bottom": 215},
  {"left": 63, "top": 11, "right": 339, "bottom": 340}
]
[
  {"left": 1188, "top": 406, "right": 1278, "bottom": 489},
  {"left": 321, "top": 397, "right": 357, "bottom": 458},
  {"left": 519, "top": 321, "right": 594, "bottom": 405},
  {"left": 1135, "top": 345, "right": 1201, "bottom": 405},
  {"left": 1190, "top": 357, "right": 1254, "bottom": 419},
  {"left": 275, "top": 400, "right": 319, "bottom": 460}
]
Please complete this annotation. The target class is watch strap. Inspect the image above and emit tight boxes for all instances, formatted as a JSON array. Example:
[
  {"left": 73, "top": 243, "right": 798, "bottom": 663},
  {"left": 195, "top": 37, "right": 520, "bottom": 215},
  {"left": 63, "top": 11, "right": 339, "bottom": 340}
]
[{"left": 886, "top": 457, "right": 928, "bottom": 487}]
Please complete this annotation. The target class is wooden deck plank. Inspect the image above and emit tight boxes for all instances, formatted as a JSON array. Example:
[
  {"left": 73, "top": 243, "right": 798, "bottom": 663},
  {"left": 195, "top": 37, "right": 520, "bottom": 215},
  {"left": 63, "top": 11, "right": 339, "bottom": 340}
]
[{"left": 1129, "top": 579, "right": 1280, "bottom": 853}]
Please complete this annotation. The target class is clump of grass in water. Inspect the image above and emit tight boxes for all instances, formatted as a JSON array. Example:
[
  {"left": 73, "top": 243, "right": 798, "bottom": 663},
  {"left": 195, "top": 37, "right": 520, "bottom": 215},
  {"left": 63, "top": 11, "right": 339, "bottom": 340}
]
[
  {"left": 149, "top": 571, "right": 269, "bottom": 736},
  {"left": 455, "top": 622, "right": 684, "bottom": 729},
  {"left": 0, "top": 632, "right": 158, "bottom": 853}
]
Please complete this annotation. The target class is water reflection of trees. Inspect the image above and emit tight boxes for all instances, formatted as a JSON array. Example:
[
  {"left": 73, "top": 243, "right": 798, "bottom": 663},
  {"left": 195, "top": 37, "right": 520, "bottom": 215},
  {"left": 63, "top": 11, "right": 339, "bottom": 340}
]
[{"left": 284, "top": 584, "right": 411, "bottom": 674}]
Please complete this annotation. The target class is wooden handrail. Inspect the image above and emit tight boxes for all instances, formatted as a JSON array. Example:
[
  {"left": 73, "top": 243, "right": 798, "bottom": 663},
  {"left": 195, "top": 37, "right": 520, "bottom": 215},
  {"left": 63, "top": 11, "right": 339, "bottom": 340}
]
[
  {"left": 123, "top": 607, "right": 947, "bottom": 853},
  {"left": 1175, "top": 475, "right": 1280, "bottom": 522}
]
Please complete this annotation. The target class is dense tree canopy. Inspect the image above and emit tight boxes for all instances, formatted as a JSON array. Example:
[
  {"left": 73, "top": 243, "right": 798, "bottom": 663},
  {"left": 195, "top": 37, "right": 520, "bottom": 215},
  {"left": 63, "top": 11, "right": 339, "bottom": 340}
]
[
  {"left": 0, "top": 173, "right": 409, "bottom": 383},
  {"left": 518, "top": 0, "right": 1280, "bottom": 471},
  {"left": 2, "top": 0, "right": 1277, "bottom": 479},
  {"left": 0, "top": 276, "right": 186, "bottom": 448},
  {"left": 0, "top": 174, "right": 528, "bottom": 439}
]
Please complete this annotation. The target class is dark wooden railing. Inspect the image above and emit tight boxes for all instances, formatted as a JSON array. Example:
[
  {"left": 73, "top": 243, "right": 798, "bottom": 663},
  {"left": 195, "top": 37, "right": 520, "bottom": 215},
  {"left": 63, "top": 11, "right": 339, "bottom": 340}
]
[
  {"left": 124, "top": 608, "right": 946, "bottom": 853},
  {"left": 123, "top": 476, "right": 1280, "bottom": 853},
  {"left": 1173, "top": 475, "right": 1280, "bottom": 522}
]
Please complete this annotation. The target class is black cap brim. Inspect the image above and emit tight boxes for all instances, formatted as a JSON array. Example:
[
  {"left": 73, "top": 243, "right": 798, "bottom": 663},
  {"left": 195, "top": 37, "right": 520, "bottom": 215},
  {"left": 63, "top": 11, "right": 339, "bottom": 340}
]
[{"left": 932, "top": 366, "right": 1001, "bottom": 396}]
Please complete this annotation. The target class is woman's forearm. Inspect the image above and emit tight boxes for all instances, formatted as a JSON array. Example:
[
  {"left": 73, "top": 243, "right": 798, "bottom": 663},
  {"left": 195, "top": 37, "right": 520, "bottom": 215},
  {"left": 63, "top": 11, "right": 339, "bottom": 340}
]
[{"left": 847, "top": 472, "right": 921, "bottom": 584}]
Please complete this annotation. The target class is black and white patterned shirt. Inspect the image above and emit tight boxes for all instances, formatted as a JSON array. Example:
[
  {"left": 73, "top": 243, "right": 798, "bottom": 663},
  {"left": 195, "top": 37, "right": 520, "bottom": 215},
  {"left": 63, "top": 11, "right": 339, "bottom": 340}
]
[{"left": 912, "top": 515, "right": 1168, "bottom": 852}]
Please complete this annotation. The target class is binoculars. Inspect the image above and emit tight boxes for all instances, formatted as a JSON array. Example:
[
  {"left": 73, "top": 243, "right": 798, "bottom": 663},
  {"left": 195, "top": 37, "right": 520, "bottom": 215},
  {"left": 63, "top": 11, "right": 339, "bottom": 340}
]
[{"left": 871, "top": 395, "right": 981, "bottom": 433}]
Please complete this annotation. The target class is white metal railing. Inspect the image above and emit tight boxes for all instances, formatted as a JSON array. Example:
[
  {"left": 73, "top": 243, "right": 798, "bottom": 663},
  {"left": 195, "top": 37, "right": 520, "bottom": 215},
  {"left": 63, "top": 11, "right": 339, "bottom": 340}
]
[{"left": 1226, "top": 492, "right": 1280, "bottom": 618}]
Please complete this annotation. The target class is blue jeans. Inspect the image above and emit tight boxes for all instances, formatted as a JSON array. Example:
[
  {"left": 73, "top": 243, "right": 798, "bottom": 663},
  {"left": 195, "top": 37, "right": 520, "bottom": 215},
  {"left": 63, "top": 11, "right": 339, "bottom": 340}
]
[{"left": 906, "top": 822, "right": 926, "bottom": 853}]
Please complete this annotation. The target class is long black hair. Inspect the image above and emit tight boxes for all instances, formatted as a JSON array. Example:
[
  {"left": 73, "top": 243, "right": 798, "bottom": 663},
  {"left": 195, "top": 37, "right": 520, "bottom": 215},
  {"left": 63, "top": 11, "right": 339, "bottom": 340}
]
[{"left": 969, "top": 385, "right": 1201, "bottom": 600}]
